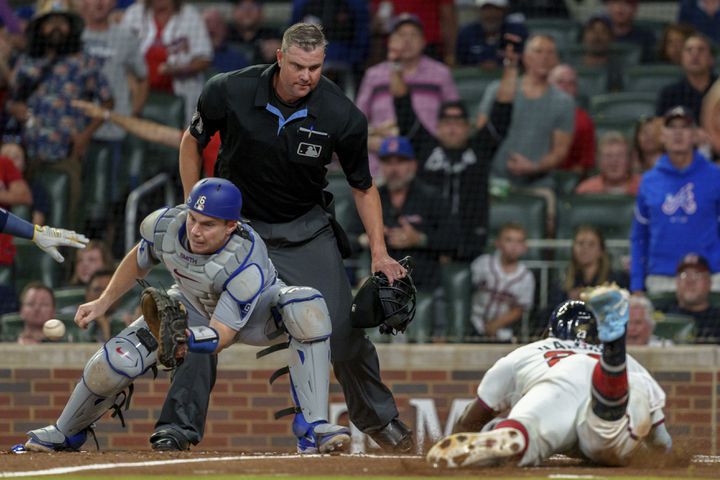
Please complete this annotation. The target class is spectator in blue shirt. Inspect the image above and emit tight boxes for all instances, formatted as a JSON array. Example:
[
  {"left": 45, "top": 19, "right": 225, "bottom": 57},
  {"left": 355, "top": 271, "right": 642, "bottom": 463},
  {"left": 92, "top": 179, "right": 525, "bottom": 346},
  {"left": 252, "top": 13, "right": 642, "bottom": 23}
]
[
  {"left": 678, "top": 0, "right": 720, "bottom": 46},
  {"left": 604, "top": 0, "right": 656, "bottom": 62},
  {"left": 456, "top": 0, "right": 528, "bottom": 68},
  {"left": 630, "top": 106, "right": 720, "bottom": 295},
  {"left": 203, "top": 8, "right": 248, "bottom": 74}
]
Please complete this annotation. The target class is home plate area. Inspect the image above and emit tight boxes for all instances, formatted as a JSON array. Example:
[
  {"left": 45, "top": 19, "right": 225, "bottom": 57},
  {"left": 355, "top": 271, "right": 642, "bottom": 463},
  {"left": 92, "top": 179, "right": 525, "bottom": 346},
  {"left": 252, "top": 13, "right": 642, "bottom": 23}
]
[{"left": 1, "top": 450, "right": 719, "bottom": 478}]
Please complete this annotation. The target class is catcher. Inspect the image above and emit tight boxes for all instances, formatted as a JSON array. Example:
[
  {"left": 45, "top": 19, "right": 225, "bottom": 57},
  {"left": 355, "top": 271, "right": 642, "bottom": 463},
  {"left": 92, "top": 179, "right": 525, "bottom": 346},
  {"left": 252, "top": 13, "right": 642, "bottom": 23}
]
[{"left": 24, "top": 178, "right": 351, "bottom": 454}]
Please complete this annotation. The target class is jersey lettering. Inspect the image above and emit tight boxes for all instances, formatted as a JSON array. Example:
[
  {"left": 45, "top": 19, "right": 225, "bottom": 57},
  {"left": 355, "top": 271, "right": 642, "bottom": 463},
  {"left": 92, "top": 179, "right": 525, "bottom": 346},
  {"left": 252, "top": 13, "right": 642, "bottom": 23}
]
[{"left": 544, "top": 350, "right": 601, "bottom": 367}]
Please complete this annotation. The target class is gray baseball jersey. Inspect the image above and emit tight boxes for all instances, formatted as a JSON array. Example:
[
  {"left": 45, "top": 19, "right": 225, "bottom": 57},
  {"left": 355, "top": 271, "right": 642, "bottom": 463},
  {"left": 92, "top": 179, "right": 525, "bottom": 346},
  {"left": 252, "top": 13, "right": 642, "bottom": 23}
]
[{"left": 137, "top": 205, "right": 278, "bottom": 332}]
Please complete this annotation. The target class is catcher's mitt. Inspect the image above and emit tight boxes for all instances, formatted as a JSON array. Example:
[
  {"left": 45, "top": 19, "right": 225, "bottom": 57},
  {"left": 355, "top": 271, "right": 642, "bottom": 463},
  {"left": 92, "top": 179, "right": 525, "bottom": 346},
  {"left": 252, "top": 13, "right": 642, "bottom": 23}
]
[{"left": 141, "top": 287, "right": 188, "bottom": 369}]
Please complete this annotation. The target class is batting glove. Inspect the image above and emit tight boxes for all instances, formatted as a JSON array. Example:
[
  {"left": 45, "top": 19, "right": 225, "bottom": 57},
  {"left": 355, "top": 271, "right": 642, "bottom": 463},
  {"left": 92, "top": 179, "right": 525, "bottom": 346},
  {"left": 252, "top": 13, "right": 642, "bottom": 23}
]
[{"left": 32, "top": 225, "right": 90, "bottom": 263}]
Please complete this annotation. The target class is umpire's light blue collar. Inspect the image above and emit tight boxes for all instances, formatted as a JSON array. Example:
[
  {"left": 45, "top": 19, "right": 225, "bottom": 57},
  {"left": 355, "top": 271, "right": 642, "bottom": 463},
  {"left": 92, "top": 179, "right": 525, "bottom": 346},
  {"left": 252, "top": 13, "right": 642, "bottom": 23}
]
[{"left": 254, "top": 63, "right": 324, "bottom": 125}]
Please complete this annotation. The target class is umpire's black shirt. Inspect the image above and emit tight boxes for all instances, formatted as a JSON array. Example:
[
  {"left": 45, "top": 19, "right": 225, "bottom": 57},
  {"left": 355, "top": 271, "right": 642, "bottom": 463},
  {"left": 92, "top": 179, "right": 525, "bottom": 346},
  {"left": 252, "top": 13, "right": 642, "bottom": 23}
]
[{"left": 189, "top": 63, "right": 372, "bottom": 223}]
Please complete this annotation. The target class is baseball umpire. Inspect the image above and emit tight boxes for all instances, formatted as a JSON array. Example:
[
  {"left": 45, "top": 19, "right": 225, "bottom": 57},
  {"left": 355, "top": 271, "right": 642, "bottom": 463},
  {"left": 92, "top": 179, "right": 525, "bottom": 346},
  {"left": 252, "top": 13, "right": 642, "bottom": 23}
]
[
  {"left": 23, "top": 178, "right": 351, "bottom": 454},
  {"left": 173, "top": 23, "right": 414, "bottom": 452}
]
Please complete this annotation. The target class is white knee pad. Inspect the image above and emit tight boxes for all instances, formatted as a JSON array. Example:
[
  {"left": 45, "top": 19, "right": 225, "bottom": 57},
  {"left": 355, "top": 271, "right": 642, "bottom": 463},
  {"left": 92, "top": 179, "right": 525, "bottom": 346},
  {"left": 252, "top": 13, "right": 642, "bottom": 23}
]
[
  {"left": 56, "top": 323, "right": 158, "bottom": 436},
  {"left": 84, "top": 331, "right": 157, "bottom": 395},
  {"left": 277, "top": 286, "right": 331, "bottom": 342}
]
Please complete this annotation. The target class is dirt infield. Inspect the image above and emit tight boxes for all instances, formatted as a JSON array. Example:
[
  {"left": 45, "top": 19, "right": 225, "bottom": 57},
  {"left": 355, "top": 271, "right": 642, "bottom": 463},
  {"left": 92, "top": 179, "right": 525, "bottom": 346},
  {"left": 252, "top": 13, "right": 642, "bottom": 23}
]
[{"left": 1, "top": 450, "right": 719, "bottom": 478}]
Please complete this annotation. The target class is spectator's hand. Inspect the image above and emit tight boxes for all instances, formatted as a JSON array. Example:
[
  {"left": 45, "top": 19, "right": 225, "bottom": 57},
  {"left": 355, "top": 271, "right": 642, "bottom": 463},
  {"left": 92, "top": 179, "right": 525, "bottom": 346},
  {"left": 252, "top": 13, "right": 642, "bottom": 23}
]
[
  {"left": 385, "top": 217, "right": 422, "bottom": 249},
  {"left": 507, "top": 153, "right": 537, "bottom": 176},
  {"left": 71, "top": 99, "right": 107, "bottom": 120},
  {"left": 158, "top": 62, "right": 170, "bottom": 76},
  {"left": 32, "top": 225, "right": 89, "bottom": 263},
  {"left": 372, "top": 253, "right": 407, "bottom": 285},
  {"left": 8, "top": 101, "right": 30, "bottom": 123},
  {"left": 501, "top": 33, "right": 523, "bottom": 67},
  {"left": 75, "top": 298, "right": 110, "bottom": 329}
]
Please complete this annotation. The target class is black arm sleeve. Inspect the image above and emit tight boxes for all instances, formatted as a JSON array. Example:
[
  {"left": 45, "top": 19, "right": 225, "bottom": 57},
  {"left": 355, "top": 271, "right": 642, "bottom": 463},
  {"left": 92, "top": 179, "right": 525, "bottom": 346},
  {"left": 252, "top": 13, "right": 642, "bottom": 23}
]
[
  {"left": 393, "top": 93, "right": 438, "bottom": 157},
  {"left": 337, "top": 104, "right": 373, "bottom": 190},
  {"left": 471, "top": 101, "right": 513, "bottom": 156},
  {"left": 189, "top": 74, "right": 227, "bottom": 148}
]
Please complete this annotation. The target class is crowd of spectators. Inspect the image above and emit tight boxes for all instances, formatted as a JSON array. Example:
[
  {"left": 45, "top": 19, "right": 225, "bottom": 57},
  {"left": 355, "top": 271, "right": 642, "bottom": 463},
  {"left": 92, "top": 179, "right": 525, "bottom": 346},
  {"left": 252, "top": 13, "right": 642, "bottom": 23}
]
[{"left": 0, "top": 0, "right": 719, "bottom": 345}]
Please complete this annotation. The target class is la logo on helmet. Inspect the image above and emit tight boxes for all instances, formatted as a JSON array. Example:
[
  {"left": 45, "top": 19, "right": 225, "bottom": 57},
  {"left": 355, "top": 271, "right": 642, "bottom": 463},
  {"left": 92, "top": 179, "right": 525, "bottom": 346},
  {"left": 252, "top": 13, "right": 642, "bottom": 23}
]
[{"left": 194, "top": 195, "right": 207, "bottom": 211}]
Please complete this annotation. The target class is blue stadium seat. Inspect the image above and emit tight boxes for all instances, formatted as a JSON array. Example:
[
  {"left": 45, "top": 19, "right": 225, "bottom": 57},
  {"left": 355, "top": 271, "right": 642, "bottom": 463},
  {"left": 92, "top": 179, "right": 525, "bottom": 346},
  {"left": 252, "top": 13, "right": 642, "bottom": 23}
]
[
  {"left": 623, "top": 64, "right": 683, "bottom": 93},
  {"left": 556, "top": 194, "right": 635, "bottom": 241},
  {"left": 525, "top": 18, "right": 580, "bottom": 55},
  {"left": 35, "top": 170, "right": 70, "bottom": 228},
  {"left": 590, "top": 92, "right": 657, "bottom": 122},
  {"left": 489, "top": 192, "right": 547, "bottom": 259},
  {"left": 452, "top": 67, "right": 501, "bottom": 121},
  {"left": 441, "top": 262, "right": 472, "bottom": 343},
  {"left": 14, "top": 239, "right": 63, "bottom": 291}
]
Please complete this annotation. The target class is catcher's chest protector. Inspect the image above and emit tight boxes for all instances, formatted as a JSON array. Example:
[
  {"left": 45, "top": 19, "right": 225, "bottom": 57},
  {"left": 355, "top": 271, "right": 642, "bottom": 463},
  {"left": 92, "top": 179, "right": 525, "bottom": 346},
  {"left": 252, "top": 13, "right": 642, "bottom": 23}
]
[{"left": 151, "top": 206, "right": 275, "bottom": 318}]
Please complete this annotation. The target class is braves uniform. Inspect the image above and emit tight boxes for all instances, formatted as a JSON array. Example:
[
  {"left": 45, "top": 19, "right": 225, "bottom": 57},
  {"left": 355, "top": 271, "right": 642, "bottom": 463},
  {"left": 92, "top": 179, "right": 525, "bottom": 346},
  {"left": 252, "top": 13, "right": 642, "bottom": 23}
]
[
  {"left": 25, "top": 202, "right": 344, "bottom": 452},
  {"left": 470, "top": 253, "right": 535, "bottom": 340},
  {"left": 476, "top": 337, "right": 666, "bottom": 466}
]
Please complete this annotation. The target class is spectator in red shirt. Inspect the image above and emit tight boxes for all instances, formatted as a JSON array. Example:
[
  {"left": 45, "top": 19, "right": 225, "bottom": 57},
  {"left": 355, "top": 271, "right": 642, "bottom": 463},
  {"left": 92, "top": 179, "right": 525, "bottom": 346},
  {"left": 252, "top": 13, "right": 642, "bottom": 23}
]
[
  {"left": 0, "top": 141, "right": 49, "bottom": 225},
  {"left": 0, "top": 154, "right": 32, "bottom": 265},
  {"left": 549, "top": 64, "right": 595, "bottom": 176}
]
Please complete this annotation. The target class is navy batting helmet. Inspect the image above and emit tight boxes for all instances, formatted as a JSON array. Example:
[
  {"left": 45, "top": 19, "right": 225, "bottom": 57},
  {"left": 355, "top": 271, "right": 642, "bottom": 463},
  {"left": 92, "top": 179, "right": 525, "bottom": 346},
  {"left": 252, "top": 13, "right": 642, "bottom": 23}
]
[
  {"left": 186, "top": 178, "right": 242, "bottom": 221},
  {"left": 548, "top": 300, "right": 599, "bottom": 344}
]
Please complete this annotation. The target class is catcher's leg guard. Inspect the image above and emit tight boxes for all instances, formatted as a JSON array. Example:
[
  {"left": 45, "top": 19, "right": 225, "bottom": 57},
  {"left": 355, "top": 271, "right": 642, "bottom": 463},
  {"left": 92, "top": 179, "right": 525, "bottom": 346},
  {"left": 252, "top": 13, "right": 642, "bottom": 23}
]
[
  {"left": 25, "top": 322, "right": 157, "bottom": 452},
  {"left": 275, "top": 286, "right": 350, "bottom": 453}
]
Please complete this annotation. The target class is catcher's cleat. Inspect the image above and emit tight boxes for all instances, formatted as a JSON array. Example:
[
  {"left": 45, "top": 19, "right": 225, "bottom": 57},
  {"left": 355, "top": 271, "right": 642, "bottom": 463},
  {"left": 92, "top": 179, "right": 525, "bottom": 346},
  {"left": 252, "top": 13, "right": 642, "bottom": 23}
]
[
  {"left": 581, "top": 285, "right": 629, "bottom": 343},
  {"left": 368, "top": 417, "right": 415, "bottom": 453},
  {"left": 426, "top": 428, "right": 526, "bottom": 468},
  {"left": 293, "top": 414, "right": 351, "bottom": 454},
  {"left": 25, "top": 425, "right": 88, "bottom": 452},
  {"left": 150, "top": 429, "right": 190, "bottom": 451}
]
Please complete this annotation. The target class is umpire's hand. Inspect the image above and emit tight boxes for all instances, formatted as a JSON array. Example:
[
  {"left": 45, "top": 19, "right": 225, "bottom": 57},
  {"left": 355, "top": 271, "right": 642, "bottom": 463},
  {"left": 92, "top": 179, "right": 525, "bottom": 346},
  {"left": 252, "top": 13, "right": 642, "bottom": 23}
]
[{"left": 372, "top": 253, "right": 407, "bottom": 284}]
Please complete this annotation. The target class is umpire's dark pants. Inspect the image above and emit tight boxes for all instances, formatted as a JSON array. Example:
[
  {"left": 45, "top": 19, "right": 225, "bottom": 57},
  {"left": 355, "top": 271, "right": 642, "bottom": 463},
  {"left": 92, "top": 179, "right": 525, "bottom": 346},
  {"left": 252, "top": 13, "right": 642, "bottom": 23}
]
[{"left": 155, "top": 206, "right": 398, "bottom": 443}]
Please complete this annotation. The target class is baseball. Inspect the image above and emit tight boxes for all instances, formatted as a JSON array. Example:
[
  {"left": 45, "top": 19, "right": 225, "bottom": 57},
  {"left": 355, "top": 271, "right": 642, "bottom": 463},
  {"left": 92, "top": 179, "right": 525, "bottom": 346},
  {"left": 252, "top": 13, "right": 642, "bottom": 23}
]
[{"left": 43, "top": 319, "right": 66, "bottom": 341}]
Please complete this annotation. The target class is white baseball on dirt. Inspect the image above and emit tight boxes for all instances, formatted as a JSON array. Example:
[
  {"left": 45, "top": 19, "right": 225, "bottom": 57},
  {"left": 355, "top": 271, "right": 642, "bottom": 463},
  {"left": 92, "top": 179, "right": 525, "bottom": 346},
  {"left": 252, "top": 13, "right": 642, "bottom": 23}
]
[{"left": 43, "top": 319, "right": 66, "bottom": 341}]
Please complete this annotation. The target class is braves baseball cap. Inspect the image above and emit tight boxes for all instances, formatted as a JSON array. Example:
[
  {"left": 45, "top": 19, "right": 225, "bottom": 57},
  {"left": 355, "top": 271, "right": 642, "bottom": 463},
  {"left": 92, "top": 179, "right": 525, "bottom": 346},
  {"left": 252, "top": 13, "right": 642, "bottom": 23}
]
[
  {"left": 476, "top": 0, "right": 509, "bottom": 7},
  {"left": 438, "top": 101, "right": 469, "bottom": 121},
  {"left": 676, "top": 253, "right": 710, "bottom": 274},
  {"left": 663, "top": 105, "right": 695, "bottom": 126},
  {"left": 390, "top": 13, "right": 424, "bottom": 34},
  {"left": 379, "top": 136, "right": 415, "bottom": 161}
]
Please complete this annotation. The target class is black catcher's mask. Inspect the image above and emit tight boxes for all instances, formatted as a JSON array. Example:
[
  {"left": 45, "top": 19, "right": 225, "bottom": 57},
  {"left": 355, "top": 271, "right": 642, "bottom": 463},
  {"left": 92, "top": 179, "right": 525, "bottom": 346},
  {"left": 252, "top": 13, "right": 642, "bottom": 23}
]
[{"left": 351, "top": 256, "right": 417, "bottom": 335}]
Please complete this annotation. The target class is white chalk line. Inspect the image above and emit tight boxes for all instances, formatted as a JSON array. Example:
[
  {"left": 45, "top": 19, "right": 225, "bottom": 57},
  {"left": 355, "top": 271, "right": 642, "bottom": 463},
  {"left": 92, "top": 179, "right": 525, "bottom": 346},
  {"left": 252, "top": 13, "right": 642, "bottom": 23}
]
[
  {"left": 0, "top": 453, "right": 422, "bottom": 478},
  {"left": 2, "top": 453, "right": 719, "bottom": 478}
]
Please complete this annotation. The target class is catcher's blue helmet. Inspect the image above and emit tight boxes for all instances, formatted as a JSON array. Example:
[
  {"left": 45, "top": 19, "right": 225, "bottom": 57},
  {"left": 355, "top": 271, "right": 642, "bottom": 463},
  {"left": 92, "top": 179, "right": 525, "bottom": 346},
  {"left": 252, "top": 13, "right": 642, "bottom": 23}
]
[
  {"left": 186, "top": 178, "right": 242, "bottom": 221},
  {"left": 548, "top": 300, "right": 599, "bottom": 344}
]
